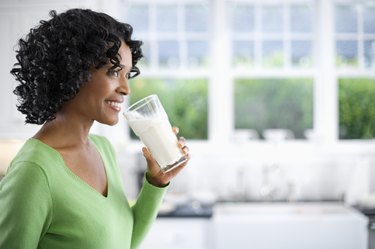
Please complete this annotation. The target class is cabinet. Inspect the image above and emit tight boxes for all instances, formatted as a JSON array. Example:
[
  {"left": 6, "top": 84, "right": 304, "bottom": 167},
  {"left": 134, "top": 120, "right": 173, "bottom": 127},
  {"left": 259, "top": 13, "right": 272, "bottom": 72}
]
[
  {"left": 139, "top": 218, "right": 211, "bottom": 249},
  {"left": 212, "top": 203, "right": 368, "bottom": 249}
]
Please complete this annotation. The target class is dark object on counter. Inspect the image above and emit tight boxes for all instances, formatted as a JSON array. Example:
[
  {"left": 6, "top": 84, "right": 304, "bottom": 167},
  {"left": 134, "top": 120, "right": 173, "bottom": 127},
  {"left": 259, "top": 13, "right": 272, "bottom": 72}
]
[
  {"left": 158, "top": 202, "right": 213, "bottom": 218},
  {"left": 370, "top": 217, "right": 375, "bottom": 249},
  {"left": 357, "top": 207, "right": 375, "bottom": 216},
  {"left": 355, "top": 206, "right": 375, "bottom": 249}
]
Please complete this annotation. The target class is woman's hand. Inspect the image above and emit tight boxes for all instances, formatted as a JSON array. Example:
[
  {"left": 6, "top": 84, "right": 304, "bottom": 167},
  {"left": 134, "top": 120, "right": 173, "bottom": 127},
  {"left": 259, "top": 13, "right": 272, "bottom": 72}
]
[{"left": 142, "top": 127, "right": 190, "bottom": 187}]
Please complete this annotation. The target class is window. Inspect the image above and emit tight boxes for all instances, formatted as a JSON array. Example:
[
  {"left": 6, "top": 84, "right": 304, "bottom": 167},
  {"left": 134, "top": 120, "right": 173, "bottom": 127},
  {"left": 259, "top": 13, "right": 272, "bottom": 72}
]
[
  {"left": 229, "top": 2, "right": 315, "bottom": 139},
  {"left": 339, "top": 78, "right": 375, "bottom": 139},
  {"left": 122, "top": 0, "right": 375, "bottom": 144},
  {"left": 335, "top": 2, "right": 375, "bottom": 139},
  {"left": 124, "top": 1, "right": 210, "bottom": 140},
  {"left": 234, "top": 78, "right": 313, "bottom": 139},
  {"left": 129, "top": 78, "right": 208, "bottom": 140}
]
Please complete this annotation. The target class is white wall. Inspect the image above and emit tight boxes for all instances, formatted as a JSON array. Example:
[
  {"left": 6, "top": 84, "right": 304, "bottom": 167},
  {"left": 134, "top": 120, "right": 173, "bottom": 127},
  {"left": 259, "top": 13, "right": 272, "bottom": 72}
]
[{"left": 0, "top": 0, "right": 123, "bottom": 139}]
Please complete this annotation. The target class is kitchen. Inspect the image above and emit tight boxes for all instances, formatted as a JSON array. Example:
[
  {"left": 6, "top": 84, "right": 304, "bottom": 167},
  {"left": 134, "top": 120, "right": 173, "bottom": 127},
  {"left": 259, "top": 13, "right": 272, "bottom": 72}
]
[{"left": 0, "top": 0, "right": 375, "bottom": 248}]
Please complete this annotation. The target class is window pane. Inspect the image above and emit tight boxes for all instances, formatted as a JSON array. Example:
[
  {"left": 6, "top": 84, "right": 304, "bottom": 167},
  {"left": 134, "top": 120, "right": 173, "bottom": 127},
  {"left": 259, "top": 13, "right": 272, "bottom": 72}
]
[
  {"left": 156, "top": 5, "right": 178, "bottom": 32},
  {"left": 232, "top": 40, "right": 254, "bottom": 67},
  {"left": 261, "top": 6, "right": 283, "bottom": 33},
  {"left": 262, "top": 40, "right": 283, "bottom": 67},
  {"left": 230, "top": 4, "right": 254, "bottom": 33},
  {"left": 364, "top": 7, "right": 375, "bottom": 34},
  {"left": 129, "top": 78, "right": 208, "bottom": 140},
  {"left": 138, "top": 40, "right": 150, "bottom": 67},
  {"left": 291, "top": 40, "right": 312, "bottom": 68},
  {"left": 335, "top": 5, "right": 357, "bottom": 33},
  {"left": 339, "top": 78, "right": 375, "bottom": 139},
  {"left": 126, "top": 5, "right": 149, "bottom": 32},
  {"left": 158, "top": 41, "right": 179, "bottom": 68},
  {"left": 234, "top": 78, "right": 313, "bottom": 139},
  {"left": 364, "top": 40, "right": 375, "bottom": 68},
  {"left": 336, "top": 40, "right": 358, "bottom": 67},
  {"left": 291, "top": 5, "right": 313, "bottom": 33},
  {"left": 187, "top": 40, "right": 209, "bottom": 67},
  {"left": 185, "top": 4, "right": 208, "bottom": 32}
]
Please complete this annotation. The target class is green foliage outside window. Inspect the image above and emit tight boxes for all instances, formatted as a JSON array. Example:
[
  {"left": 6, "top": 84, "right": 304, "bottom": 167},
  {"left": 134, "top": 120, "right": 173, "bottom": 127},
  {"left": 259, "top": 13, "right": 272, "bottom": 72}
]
[
  {"left": 336, "top": 56, "right": 358, "bottom": 67},
  {"left": 234, "top": 78, "right": 313, "bottom": 139},
  {"left": 129, "top": 78, "right": 208, "bottom": 140},
  {"left": 262, "top": 51, "right": 284, "bottom": 68},
  {"left": 339, "top": 78, "right": 375, "bottom": 139}
]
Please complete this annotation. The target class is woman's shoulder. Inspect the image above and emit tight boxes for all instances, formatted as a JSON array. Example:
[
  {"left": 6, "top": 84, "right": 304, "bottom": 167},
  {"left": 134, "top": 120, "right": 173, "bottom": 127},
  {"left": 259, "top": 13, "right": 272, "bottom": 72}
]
[
  {"left": 10, "top": 138, "right": 61, "bottom": 171},
  {"left": 3, "top": 139, "right": 64, "bottom": 188},
  {"left": 3, "top": 139, "right": 54, "bottom": 191}
]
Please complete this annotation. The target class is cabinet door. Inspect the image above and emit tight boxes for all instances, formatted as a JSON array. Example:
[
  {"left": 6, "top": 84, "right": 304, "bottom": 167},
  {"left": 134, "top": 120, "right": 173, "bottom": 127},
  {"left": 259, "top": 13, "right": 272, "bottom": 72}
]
[{"left": 139, "top": 219, "right": 210, "bottom": 249}]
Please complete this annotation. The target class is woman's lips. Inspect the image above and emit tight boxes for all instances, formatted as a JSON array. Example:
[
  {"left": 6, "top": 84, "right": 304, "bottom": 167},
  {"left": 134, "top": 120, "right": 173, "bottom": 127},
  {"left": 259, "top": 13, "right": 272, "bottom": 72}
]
[{"left": 106, "top": 100, "right": 122, "bottom": 112}]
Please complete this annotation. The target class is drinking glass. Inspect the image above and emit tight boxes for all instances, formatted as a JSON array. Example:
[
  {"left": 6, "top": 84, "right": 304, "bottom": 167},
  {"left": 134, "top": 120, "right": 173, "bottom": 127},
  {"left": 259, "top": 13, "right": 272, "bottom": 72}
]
[{"left": 124, "top": 95, "right": 186, "bottom": 172}]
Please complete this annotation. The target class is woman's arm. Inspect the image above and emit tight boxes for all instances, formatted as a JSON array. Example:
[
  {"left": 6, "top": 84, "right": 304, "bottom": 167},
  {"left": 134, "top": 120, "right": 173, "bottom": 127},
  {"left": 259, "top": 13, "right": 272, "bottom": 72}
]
[
  {"left": 0, "top": 162, "right": 52, "bottom": 249},
  {"left": 130, "top": 136, "right": 190, "bottom": 249},
  {"left": 130, "top": 175, "right": 167, "bottom": 249}
]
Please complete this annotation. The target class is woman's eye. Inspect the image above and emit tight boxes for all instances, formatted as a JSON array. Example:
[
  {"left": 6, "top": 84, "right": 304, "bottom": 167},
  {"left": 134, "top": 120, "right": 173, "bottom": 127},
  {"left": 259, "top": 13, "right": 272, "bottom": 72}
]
[{"left": 109, "top": 70, "right": 119, "bottom": 77}]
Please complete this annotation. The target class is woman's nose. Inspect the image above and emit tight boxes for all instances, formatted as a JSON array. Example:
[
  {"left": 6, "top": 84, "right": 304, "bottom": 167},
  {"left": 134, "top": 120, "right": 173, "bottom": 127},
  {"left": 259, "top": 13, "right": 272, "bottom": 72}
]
[{"left": 118, "top": 75, "right": 131, "bottom": 95}]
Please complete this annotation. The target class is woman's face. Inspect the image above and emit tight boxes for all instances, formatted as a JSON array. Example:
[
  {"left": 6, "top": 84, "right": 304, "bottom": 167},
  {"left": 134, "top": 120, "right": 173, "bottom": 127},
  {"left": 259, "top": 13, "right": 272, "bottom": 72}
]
[{"left": 62, "top": 41, "right": 133, "bottom": 126}]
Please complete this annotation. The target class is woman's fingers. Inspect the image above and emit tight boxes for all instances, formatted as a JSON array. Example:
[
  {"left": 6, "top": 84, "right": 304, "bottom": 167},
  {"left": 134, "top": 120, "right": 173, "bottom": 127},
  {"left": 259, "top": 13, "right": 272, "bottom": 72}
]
[
  {"left": 173, "top": 126, "right": 188, "bottom": 154},
  {"left": 177, "top": 136, "right": 189, "bottom": 155},
  {"left": 142, "top": 126, "right": 190, "bottom": 186},
  {"left": 142, "top": 147, "right": 151, "bottom": 160},
  {"left": 172, "top": 126, "right": 179, "bottom": 135},
  {"left": 142, "top": 147, "right": 158, "bottom": 169},
  {"left": 165, "top": 154, "right": 190, "bottom": 178}
]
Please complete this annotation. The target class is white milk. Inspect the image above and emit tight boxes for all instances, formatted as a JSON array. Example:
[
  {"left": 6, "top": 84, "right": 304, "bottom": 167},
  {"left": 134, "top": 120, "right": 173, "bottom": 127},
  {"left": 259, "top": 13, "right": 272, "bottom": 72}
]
[{"left": 128, "top": 117, "right": 184, "bottom": 169}]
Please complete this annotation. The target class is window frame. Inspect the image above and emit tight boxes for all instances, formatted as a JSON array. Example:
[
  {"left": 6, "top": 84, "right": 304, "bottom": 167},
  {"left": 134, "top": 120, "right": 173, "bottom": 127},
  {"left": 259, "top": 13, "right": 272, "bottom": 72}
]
[{"left": 118, "top": 0, "right": 375, "bottom": 154}]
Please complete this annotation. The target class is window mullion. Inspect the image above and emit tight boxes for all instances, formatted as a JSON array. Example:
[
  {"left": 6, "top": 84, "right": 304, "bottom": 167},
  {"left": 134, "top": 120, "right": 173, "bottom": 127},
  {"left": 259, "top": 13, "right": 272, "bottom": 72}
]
[
  {"left": 315, "top": 0, "right": 338, "bottom": 144},
  {"left": 209, "top": 0, "right": 232, "bottom": 143}
]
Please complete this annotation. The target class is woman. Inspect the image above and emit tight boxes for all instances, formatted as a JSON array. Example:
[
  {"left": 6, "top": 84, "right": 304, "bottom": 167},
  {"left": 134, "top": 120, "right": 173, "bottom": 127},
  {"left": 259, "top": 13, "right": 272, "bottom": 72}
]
[{"left": 0, "top": 8, "right": 189, "bottom": 249}]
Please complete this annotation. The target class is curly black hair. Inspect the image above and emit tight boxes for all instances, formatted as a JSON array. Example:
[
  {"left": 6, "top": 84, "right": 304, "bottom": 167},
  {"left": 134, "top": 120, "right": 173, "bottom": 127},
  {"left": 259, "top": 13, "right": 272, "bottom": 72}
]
[{"left": 11, "top": 8, "right": 143, "bottom": 124}]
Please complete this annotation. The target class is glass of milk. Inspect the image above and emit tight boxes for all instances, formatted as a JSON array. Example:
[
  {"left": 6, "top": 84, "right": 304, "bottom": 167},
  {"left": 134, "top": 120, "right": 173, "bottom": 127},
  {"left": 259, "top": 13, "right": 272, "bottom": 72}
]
[{"left": 124, "top": 94, "right": 187, "bottom": 172}]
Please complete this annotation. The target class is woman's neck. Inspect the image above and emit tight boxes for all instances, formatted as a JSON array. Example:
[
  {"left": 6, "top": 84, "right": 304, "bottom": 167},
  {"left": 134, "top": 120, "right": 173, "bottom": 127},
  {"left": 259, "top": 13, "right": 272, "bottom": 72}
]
[{"left": 33, "top": 112, "right": 93, "bottom": 150}]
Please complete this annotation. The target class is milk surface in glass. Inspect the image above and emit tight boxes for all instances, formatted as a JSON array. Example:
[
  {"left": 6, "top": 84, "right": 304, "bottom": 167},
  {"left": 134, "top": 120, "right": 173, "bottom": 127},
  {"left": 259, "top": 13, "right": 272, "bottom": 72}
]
[{"left": 124, "top": 95, "right": 186, "bottom": 172}]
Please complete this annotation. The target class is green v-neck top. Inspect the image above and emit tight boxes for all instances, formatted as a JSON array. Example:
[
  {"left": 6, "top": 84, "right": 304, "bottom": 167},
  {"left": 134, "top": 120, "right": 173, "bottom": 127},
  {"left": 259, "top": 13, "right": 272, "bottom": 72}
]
[{"left": 0, "top": 134, "right": 167, "bottom": 249}]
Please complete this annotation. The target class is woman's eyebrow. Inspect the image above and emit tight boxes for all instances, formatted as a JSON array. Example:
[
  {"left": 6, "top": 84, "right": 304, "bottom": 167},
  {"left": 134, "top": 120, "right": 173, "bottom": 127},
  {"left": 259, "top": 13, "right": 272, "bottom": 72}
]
[{"left": 119, "top": 64, "right": 133, "bottom": 72}]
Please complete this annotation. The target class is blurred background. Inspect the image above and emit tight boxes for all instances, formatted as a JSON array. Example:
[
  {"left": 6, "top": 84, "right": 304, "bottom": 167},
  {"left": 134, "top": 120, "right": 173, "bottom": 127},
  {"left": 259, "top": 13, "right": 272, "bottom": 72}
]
[{"left": 1, "top": 0, "right": 375, "bottom": 248}]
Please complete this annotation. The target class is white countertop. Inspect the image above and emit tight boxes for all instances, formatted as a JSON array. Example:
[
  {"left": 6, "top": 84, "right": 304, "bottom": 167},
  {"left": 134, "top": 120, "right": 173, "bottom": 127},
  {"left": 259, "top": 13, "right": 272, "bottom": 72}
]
[{"left": 213, "top": 202, "right": 368, "bottom": 221}]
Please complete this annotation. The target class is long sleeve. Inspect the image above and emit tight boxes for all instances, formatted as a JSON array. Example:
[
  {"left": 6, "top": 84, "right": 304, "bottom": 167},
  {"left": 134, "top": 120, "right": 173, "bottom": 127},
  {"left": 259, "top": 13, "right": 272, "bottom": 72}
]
[
  {"left": 130, "top": 176, "right": 168, "bottom": 249},
  {"left": 0, "top": 162, "right": 53, "bottom": 249}
]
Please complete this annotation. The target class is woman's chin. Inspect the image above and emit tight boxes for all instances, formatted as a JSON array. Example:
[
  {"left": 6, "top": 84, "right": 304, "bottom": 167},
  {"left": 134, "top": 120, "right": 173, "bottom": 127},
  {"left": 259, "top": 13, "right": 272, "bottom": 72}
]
[{"left": 98, "top": 116, "right": 119, "bottom": 126}]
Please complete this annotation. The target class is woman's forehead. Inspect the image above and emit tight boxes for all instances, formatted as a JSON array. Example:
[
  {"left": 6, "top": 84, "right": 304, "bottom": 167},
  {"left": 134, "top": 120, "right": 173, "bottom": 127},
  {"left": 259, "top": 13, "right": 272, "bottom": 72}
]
[{"left": 118, "top": 42, "right": 133, "bottom": 67}]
